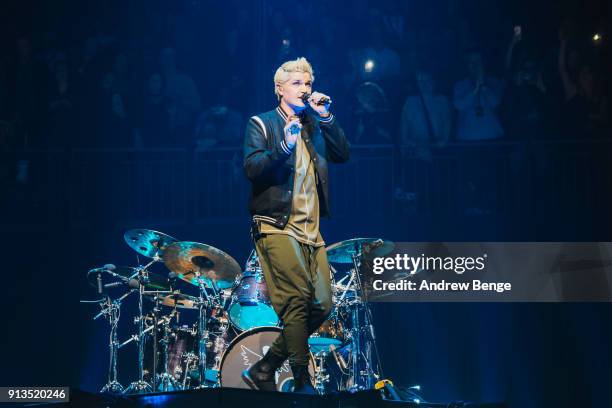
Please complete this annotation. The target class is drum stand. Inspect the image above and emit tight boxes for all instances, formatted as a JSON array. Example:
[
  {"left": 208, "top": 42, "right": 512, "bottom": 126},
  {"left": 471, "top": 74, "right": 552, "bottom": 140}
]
[
  {"left": 153, "top": 297, "right": 180, "bottom": 392},
  {"left": 91, "top": 290, "right": 132, "bottom": 394},
  {"left": 124, "top": 259, "right": 158, "bottom": 394},
  {"left": 194, "top": 274, "right": 213, "bottom": 389},
  {"left": 313, "top": 351, "right": 330, "bottom": 394},
  {"left": 181, "top": 352, "right": 198, "bottom": 389},
  {"left": 344, "top": 244, "right": 382, "bottom": 391}
]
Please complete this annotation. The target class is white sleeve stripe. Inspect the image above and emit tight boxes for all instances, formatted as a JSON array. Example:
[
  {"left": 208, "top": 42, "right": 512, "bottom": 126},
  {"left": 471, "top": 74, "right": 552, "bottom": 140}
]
[
  {"left": 320, "top": 114, "right": 334, "bottom": 123},
  {"left": 251, "top": 116, "right": 267, "bottom": 139},
  {"left": 280, "top": 140, "right": 292, "bottom": 155}
]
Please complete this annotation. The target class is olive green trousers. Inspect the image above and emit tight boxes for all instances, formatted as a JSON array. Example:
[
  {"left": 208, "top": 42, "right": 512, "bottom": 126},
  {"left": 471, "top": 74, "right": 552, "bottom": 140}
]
[{"left": 255, "top": 233, "right": 333, "bottom": 366}]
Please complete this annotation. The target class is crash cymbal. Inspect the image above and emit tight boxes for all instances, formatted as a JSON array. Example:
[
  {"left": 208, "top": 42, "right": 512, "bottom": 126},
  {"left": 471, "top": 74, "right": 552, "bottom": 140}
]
[
  {"left": 87, "top": 265, "right": 170, "bottom": 291},
  {"left": 162, "top": 241, "right": 241, "bottom": 290},
  {"left": 124, "top": 229, "right": 178, "bottom": 258},
  {"left": 326, "top": 238, "right": 395, "bottom": 264}
]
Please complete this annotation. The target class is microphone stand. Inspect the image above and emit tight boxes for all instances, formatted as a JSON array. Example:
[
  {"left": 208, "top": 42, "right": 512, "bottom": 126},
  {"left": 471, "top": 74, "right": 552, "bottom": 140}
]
[{"left": 82, "top": 289, "right": 133, "bottom": 394}]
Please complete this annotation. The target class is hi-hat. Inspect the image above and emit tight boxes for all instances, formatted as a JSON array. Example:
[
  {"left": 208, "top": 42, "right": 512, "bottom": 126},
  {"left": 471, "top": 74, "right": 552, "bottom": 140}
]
[
  {"left": 326, "top": 238, "right": 395, "bottom": 264},
  {"left": 148, "top": 292, "right": 199, "bottom": 310}
]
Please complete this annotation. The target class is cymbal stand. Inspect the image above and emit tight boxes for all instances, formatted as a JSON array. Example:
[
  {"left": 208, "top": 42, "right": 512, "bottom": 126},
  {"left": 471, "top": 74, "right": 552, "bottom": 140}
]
[
  {"left": 124, "top": 258, "right": 159, "bottom": 394},
  {"left": 118, "top": 311, "right": 173, "bottom": 349},
  {"left": 346, "top": 242, "right": 382, "bottom": 391},
  {"left": 87, "top": 289, "right": 133, "bottom": 394},
  {"left": 313, "top": 351, "right": 330, "bottom": 394},
  {"left": 156, "top": 305, "right": 180, "bottom": 391},
  {"left": 194, "top": 273, "right": 212, "bottom": 388}
]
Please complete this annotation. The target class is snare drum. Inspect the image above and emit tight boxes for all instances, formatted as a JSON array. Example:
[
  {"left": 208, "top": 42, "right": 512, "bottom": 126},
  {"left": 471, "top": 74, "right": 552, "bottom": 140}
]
[{"left": 308, "top": 314, "right": 346, "bottom": 354}]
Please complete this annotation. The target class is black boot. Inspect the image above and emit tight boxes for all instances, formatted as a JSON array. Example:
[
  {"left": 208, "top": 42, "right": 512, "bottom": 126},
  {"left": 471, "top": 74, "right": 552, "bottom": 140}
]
[
  {"left": 242, "top": 350, "right": 285, "bottom": 392},
  {"left": 291, "top": 364, "right": 317, "bottom": 395}
]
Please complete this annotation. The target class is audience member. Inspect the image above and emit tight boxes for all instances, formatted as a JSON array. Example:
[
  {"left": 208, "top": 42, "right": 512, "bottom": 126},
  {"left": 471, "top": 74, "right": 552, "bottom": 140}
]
[
  {"left": 159, "top": 47, "right": 201, "bottom": 139},
  {"left": 140, "top": 73, "right": 172, "bottom": 147},
  {"left": 14, "top": 37, "right": 49, "bottom": 147},
  {"left": 48, "top": 59, "right": 77, "bottom": 147},
  {"left": 558, "top": 28, "right": 609, "bottom": 137},
  {"left": 453, "top": 50, "right": 504, "bottom": 141},
  {"left": 401, "top": 70, "right": 452, "bottom": 156},
  {"left": 194, "top": 87, "right": 244, "bottom": 150}
]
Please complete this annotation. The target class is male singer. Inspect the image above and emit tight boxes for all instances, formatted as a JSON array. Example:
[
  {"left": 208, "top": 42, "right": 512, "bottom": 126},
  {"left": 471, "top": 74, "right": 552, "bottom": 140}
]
[{"left": 242, "top": 57, "right": 350, "bottom": 393}]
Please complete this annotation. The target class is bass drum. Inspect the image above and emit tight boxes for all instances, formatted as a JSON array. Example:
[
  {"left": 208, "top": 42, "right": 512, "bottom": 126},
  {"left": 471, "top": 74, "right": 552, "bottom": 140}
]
[{"left": 219, "top": 326, "right": 315, "bottom": 392}]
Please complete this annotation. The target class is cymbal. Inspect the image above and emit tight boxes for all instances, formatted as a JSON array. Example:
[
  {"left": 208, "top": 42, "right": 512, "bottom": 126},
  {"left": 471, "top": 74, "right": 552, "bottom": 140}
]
[
  {"left": 124, "top": 229, "right": 178, "bottom": 258},
  {"left": 326, "top": 238, "right": 395, "bottom": 264},
  {"left": 87, "top": 266, "right": 170, "bottom": 291},
  {"left": 162, "top": 241, "right": 241, "bottom": 290}
]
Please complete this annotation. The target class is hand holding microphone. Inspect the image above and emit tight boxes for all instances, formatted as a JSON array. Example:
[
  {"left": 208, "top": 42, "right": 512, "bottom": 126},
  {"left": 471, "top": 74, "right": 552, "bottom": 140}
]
[{"left": 301, "top": 91, "right": 332, "bottom": 116}]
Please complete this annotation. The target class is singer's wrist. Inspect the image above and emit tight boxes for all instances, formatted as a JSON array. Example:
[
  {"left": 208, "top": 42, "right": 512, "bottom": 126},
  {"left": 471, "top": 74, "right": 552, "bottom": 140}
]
[
  {"left": 281, "top": 139, "right": 295, "bottom": 155},
  {"left": 319, "top": 111, "right": 331, "bottom": 118}
]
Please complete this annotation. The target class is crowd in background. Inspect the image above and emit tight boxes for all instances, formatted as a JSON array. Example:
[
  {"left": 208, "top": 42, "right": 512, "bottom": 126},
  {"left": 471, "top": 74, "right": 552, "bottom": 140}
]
[{"left": 0, "top": 0, "right": 609, "bottom": 153}]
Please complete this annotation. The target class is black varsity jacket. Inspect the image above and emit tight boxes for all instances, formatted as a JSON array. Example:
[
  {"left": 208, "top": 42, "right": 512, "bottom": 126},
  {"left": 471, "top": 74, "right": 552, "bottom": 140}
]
[{"left": 243, "top": 106, "right": 350, "bottom": 229}]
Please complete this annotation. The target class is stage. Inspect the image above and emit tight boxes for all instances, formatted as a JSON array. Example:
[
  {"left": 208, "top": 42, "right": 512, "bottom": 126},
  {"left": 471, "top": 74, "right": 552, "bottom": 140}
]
[{"left": 21, "top": 388, "right": 506, "bottom": 408}]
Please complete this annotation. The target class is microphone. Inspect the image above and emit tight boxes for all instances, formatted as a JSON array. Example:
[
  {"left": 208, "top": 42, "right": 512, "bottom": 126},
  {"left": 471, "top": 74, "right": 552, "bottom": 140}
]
[
  {"left": 89, "top": 264, "right": 116, "bottom": 294},
  {"left": 97, "top": 274, "right": 103, "bottom": 294},
  {"left": 301, "top": 92, "right": 331, "bottom": 106},
  {"left": 104, "top": 278, "right": 139, "bottom": 290},
  {"left": 168, "top": 271, "right": 178, "bottom": 283},
  {"left": 89, "top": 264, "right": 117, "bottom": 274}
]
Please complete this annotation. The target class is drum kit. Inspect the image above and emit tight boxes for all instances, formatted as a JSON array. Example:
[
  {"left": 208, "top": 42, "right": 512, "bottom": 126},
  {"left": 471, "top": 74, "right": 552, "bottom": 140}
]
[{"left": 81, "top": 229, "right": 394, "bottom": 395}]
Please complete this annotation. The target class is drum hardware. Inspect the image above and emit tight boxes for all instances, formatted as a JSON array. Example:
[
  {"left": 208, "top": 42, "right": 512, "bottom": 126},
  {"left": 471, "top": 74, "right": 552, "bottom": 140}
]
[
  {"left": 118, "top": 311, "right": 176, "bottom": 349},
  {"left": 84, "top": 229, "right": 390, "bottom": 395},
  {"left": 124, "top": 255, "right": 166, "bottom": 394},
  {"left": 328, "top": 238, "right": 387, "bottom": 391},
  {"left": 80, "top": 289, "right": 134, "bottom": 394},
  {"left": 181, "top": 352, "right": 198, "bottom": 389},
  {"left": 143, "top": 292, "right": 196, "bottom": 391},
  {"left": 193, "top": 272, "right": 213, "bottom": 389},
  {"left": 312, "top": 351, "right": 330, "bottom": 394},
  {"left": 122, "top": 227, "right": 175, "bottom": 393},
  {"left": 154, "top": 292, "right": 199, "bottom": 310},
  {"left": 149, "top": 293, "right": 181, "bottom": 392}
]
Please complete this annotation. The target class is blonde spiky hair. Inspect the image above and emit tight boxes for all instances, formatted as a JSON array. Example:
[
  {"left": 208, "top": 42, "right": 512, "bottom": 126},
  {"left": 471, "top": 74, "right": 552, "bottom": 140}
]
[{"left": 274, "top": 57, "right": 315, "bottom": 101}]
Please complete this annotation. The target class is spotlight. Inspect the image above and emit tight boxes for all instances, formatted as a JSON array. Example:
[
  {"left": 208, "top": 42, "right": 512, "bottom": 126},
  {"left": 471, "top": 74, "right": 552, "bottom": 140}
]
[
  {"left": 592, "top": 33, "right": 602, "bottom": 43},
  {"left": 364, "top": 59, "right": 375, "bottom": 73}
]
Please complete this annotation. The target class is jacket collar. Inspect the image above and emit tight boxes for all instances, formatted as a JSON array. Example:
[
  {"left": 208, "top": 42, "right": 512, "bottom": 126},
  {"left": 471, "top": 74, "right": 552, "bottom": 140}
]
[{"left": 276, "top": 106, "right": 289, "bottom": 122}]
